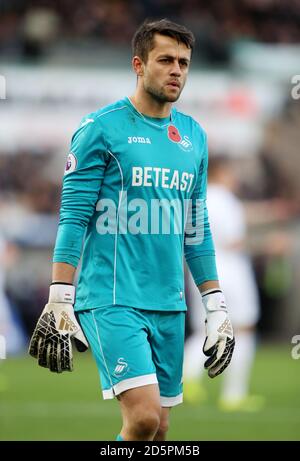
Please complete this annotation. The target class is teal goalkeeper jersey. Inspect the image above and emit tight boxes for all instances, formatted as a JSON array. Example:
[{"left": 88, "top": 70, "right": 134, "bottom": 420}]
[{"left": 53, "top": 97, "right": 218, "bottom": 312}]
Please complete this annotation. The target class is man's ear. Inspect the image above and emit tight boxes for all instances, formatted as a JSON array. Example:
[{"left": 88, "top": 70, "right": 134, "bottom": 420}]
[{"left": 132, "top": 56, "right": 144, "bottom": 77}]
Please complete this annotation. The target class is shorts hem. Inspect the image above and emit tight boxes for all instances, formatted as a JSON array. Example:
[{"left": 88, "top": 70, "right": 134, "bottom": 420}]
[
  {"left": 102, "top": 373, "right": 158, "bottom": 400},
  {"left": 160, "top": 393, "right": 183, "bottom": 407}
]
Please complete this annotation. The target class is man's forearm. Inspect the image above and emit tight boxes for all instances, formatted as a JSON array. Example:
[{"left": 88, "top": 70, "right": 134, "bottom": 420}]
[
  {"left": 52, "top": 262, "right": 76, "bottom": 284},
  {"left": 198, "top": 280, "right": 220, "bottom": 294}
]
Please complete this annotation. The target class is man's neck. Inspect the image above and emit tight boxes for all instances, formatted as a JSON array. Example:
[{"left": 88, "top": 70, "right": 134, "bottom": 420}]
[{"left": 129, "top": 92, "right": 172, "bottom": 119}]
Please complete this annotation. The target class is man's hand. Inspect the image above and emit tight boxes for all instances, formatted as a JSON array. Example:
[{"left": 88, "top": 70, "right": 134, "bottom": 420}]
[
  {"left": 29, "top": 283, "right": 88, "bottom": 373},
  {"left": 201, "top": 288, "right": 235, "bottom": 378}
]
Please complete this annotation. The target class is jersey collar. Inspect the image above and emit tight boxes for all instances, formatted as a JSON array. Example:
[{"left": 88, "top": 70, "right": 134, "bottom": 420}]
[{"left": 125, "top": 96, "right": 176, "bottom": 129}]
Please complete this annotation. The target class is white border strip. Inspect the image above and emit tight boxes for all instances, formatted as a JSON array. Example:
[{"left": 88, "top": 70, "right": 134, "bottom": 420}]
[
  {"left": 103, "top": 388, "right": 114, "bottom": 399},
  {"left": 96, "top": 105, "right": 127, "bottom": 305},
  {"left": 160, "top": 393, "right": 183, "bottom": 407},
  {"left": 96, "top": 106, "right": 127, "bottom": 120},
  {"left": 91, "top": 310, "right": 114, "bottom": 393},
  {"left": 107, "top": 150, "right": 124, "bottom": 305},
  {"left": 102, "top": 373, "right": 158, "bottom": 400}
]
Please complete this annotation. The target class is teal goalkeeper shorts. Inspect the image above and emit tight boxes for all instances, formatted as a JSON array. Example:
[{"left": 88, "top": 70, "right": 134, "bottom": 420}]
[{"left": 78, "top": 306, "right": 185, "bottom": 407}]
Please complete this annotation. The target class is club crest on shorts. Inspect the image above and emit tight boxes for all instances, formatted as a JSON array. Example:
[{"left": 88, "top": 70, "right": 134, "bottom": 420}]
[
  {"left": 113, "top": 357, "right": 129, "bottom": 377},
  {"left": 64, "top": 152, "right": 77, "bottom": 175}
]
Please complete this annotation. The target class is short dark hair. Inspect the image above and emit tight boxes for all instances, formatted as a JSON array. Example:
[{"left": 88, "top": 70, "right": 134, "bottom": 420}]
[{"left": 132, "top": 18, "right": 195, "bottom": 62}]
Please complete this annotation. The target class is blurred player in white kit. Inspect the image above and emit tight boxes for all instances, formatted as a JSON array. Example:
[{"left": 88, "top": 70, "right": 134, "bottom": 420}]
[
  {"left": 0, "top": 231, "right": 24, "bottom": 381},
  {"left": 184, "top": 156, "right": 264, "bottom": 411}
]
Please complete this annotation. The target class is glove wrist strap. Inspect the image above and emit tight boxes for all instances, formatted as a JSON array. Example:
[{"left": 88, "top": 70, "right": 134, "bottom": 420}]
[
  {"left": 201, "top": 288, "right": 227, "bottom": 313},
  {"left": 49, "top": 283, "right": 75, "bottom": 304}
]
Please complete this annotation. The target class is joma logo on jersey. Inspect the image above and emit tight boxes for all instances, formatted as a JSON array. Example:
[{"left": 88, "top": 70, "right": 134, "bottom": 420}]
[
  {"left": 128, "top": 136, "right": 151, "bottom": 144},
  {"left": 113, "top": 358, "right": 129, "bottom": 377}
]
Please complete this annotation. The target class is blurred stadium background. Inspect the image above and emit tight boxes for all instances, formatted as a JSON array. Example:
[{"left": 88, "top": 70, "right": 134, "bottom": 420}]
[{"left": 0, "top": 0, "right": 300, "bottom": 441}]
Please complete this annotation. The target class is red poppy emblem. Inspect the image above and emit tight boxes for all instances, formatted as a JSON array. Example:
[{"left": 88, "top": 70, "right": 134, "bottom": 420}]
[{"left": 168, "top": 125, "right": 181, "bottom": 143}]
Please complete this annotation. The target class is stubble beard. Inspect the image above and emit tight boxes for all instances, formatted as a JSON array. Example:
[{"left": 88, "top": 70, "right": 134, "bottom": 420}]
[{"left": 144, "top": 82, "right": 182, "bottom": 104}]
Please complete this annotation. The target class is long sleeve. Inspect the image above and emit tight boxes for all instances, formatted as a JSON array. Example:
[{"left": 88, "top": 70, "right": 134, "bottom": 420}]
[
  {"left": 53, "top": 117, "right": 108, "bottom": 267},
  {"left": 184, "top": 133, "right": 218, "bottom": 286}
]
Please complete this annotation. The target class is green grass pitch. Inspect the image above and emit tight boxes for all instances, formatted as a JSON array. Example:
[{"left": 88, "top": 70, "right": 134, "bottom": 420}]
[{"left": 0, "top": 344, "right": 299, "bottom": 440}]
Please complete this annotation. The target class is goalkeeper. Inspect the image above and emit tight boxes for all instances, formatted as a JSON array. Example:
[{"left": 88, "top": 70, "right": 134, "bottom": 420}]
[{"left": 29, "top": 18, "right": 235, "bottom": 441}]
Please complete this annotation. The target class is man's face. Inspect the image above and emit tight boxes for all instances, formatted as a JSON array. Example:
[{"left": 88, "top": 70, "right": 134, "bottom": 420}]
[{"left": 139, "top": 34, "right": 191, "bottom": 104}]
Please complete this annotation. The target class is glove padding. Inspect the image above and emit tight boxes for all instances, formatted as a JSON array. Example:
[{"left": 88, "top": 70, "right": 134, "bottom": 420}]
[
  {"left": 29, "top": 284, "right": 88, "bottom": 373},
  {"left": 202, "top": 289, "right": 235, "bottom": 378}
]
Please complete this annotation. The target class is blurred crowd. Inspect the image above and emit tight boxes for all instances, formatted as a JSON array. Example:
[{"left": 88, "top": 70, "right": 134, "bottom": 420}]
[
  {"left": 0, "top": 151, "right": 60, "bottom": 210},
  {"left": 1, "top": 0, "right": 300, "bottom": 63}
]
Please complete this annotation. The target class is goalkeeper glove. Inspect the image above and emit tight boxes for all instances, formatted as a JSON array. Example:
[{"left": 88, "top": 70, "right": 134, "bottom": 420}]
[
  {"left": 29, "top": 283, "right": 88, "bottom": 373},
  {"left": 201, "top": 288, "right": 235, "bottom": 378}
]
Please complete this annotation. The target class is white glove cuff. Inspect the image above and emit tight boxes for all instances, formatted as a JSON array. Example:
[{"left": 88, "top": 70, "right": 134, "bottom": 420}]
[
  {"left": 201, "top": 288, "right": 227, "bottom": 313},
  {"left": 49, "top": 283, "right": 75, "bottom": 304}
]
